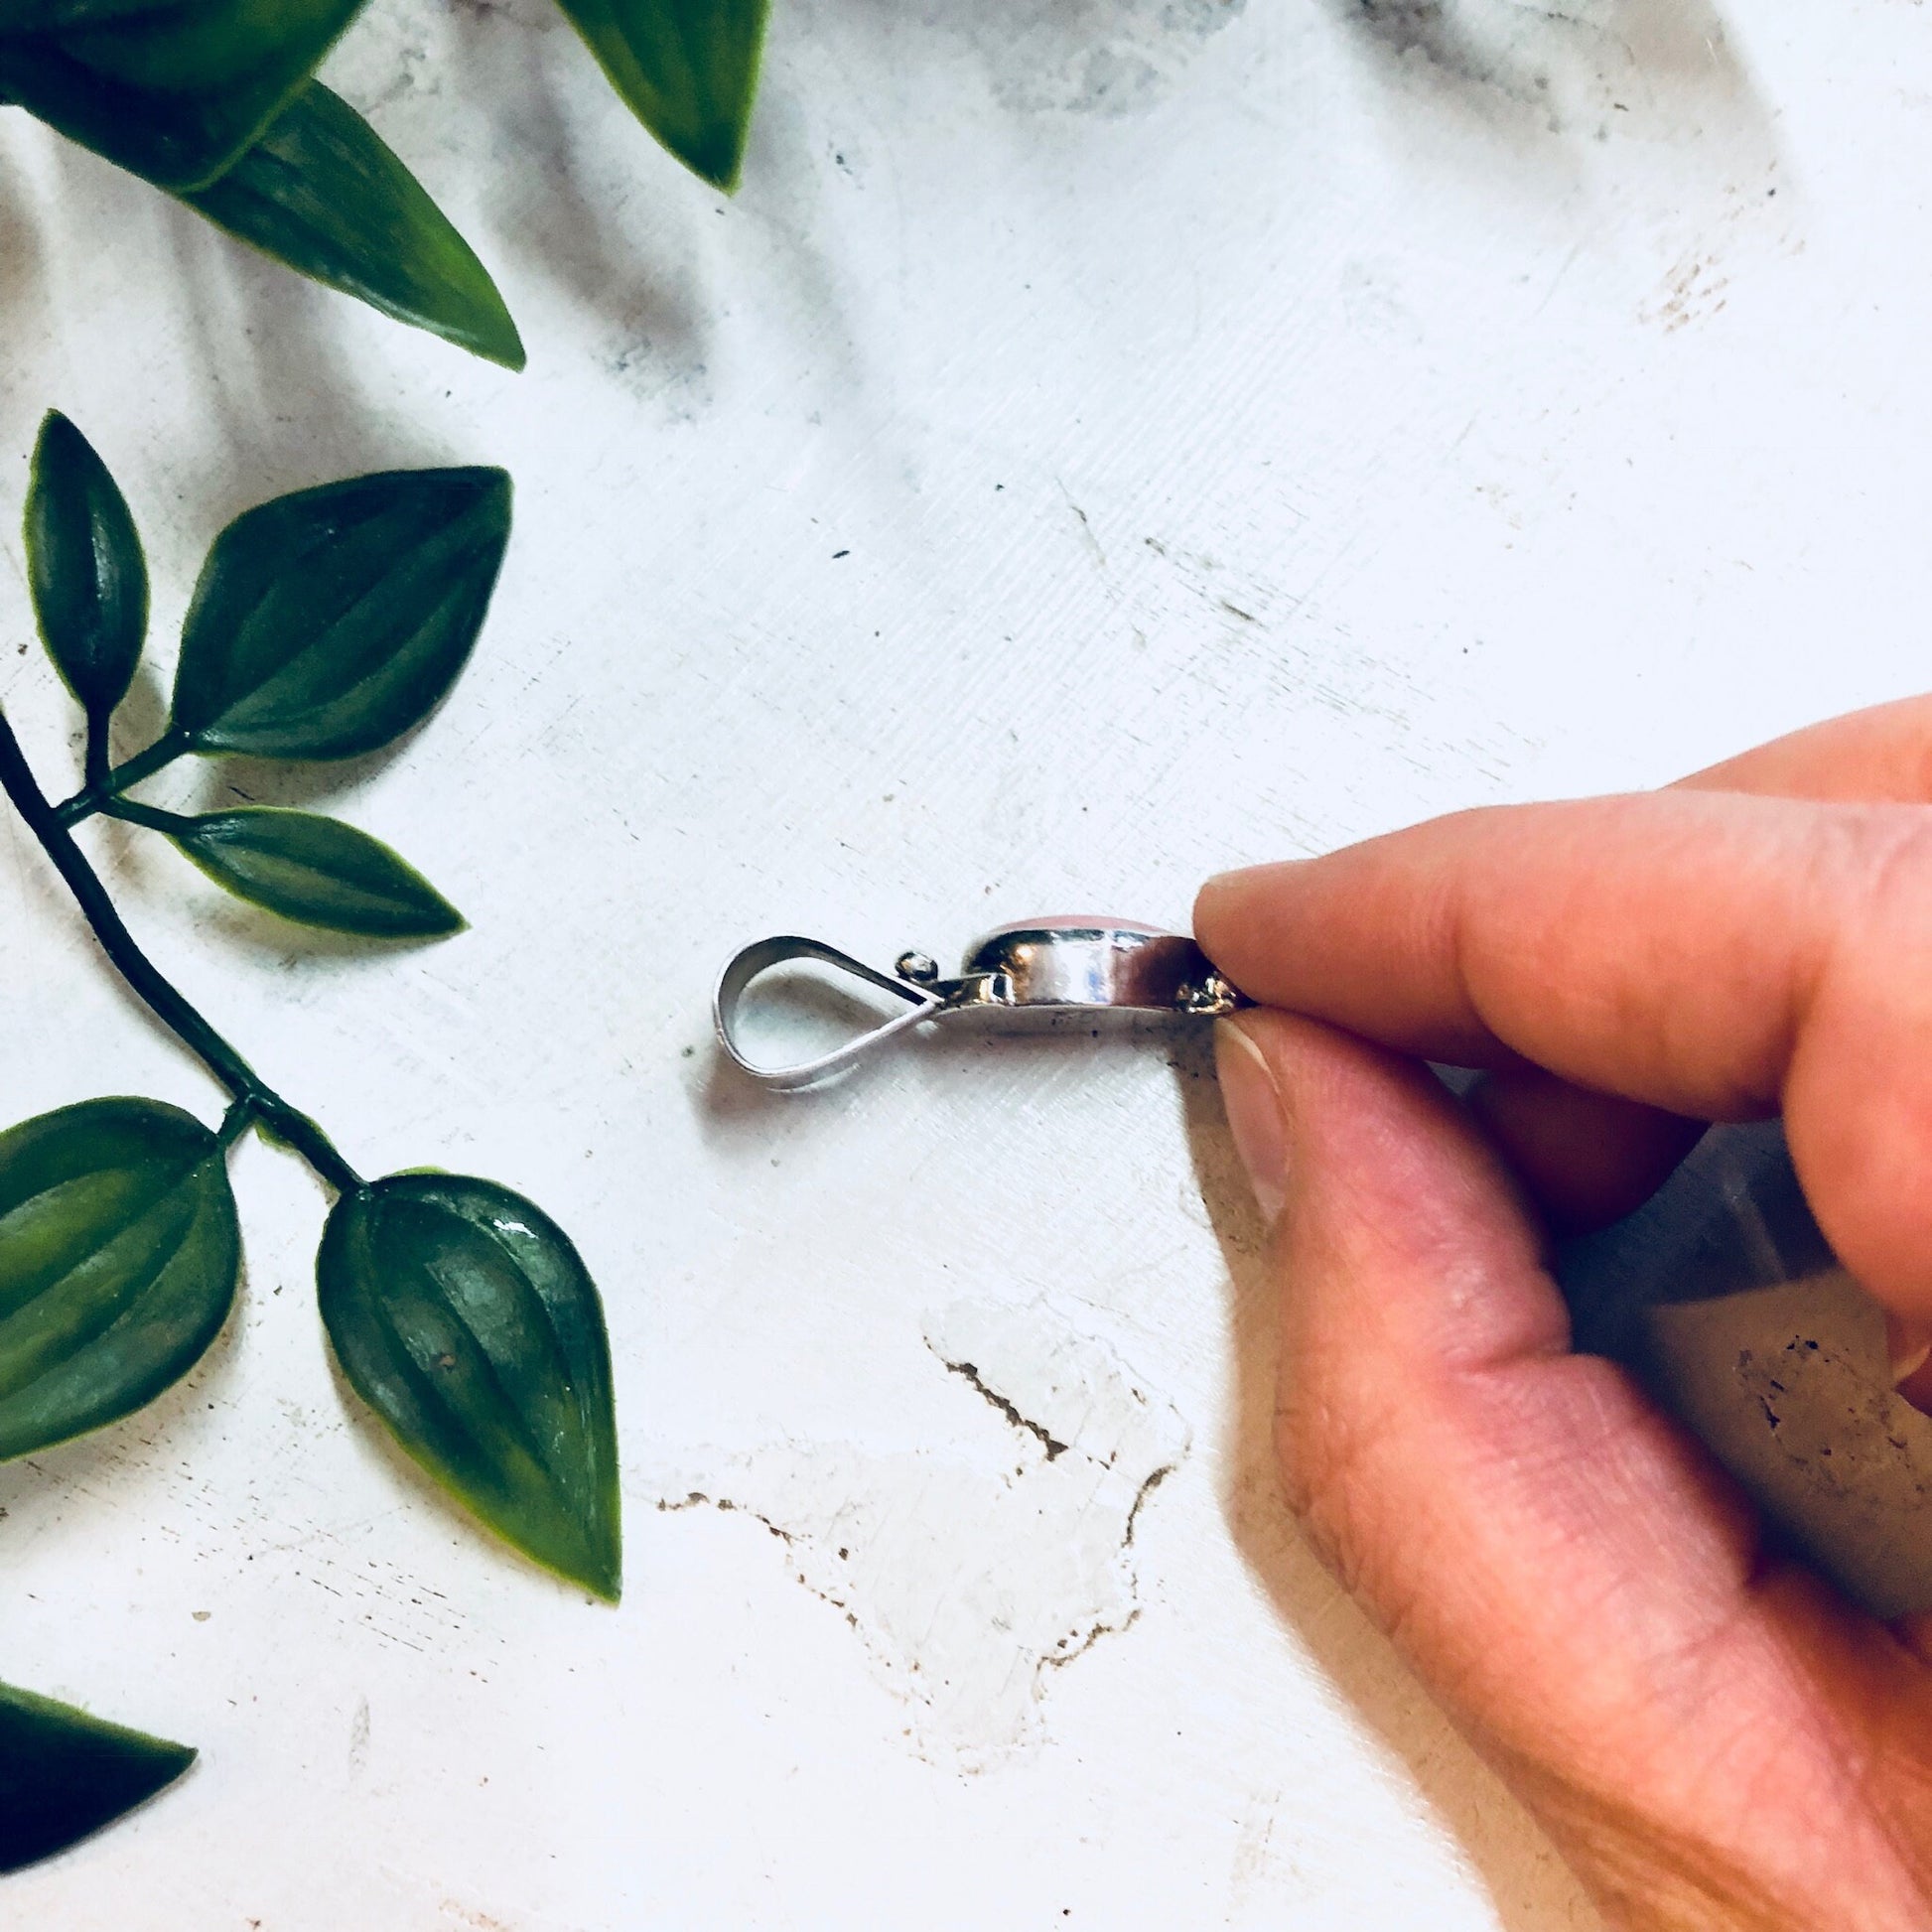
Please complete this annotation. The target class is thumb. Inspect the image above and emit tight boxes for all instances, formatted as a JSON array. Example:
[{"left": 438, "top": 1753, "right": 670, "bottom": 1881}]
[
  {"left": 1211, "top": 1009, "right": 1752, "bottom": 1678},
  {"left": 1209, "top": 1011, "right": 1922, "bottom": 1920}
]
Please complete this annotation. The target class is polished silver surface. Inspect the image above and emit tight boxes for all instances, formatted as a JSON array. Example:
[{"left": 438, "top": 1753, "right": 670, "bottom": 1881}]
[
  {"left": 714, "top": 918, "right": 1249, "bottom": 1088},
  {"left": 955, "top": 918, "right": 1246, "bottom": 1016},
  {"left": 711, "top": 934, "right": 941, "bottom": 1091}
]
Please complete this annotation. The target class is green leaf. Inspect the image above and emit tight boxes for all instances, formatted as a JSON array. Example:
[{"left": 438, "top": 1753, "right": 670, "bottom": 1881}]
[
  {"left": 170, "top": 806, "right": 464, "bottom": 938},
  {"left": 0, "top": 0, "right": 371, "bottom": 191},
  {"left": 317, "top": 1173, "right": 621, "bottom": 1599},
  {"left": 0, "top": 0, "right": 179, "bottom": 34},
  {"left": 552, "top": 0, "right": 768, "bottom": 191},
  {"left": 178, "top": 82, "right": 524, "bottom": 371},
  {"left": 0, "top": 1680, "right": 194, "bottom": 1873},
  {"left": 171, "top": 466, "right": 511, "bottom": 760},
  {"left": 0, "top": 1097, "right": 239, "bottom": 1462},
  {"left": 23, "top": 410, "right": 147, "bottom": 722}
]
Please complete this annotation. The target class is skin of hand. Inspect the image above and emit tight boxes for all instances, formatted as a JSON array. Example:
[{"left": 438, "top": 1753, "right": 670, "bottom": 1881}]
[{"left": 1194, "top": 695, "right": 1932, "bottom": 1932}]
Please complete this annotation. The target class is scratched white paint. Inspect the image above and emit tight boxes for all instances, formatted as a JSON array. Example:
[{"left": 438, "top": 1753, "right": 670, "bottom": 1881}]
[
  {"left": 654, "top": 1297, "right": 1189, "bottom": 1763},
  {"left": 0, "top": 0, "right": 1925, "bottom": 1922}
]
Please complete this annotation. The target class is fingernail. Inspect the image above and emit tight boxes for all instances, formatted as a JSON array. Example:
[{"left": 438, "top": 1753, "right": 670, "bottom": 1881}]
[
  {"left": 1197, "top": 861, "right": 1298, "bottom": 919},
  {"left": 1889, "top": 1312, "right": 1932, "bottom": 1386},
  {"left": 1201, "top": 859, "right": 1304, "bottom": 892},
  {"left": 1215, "top": 1018, "right": 1287, "bottom": 1229},
  {"left": 1888, "top": 1311, "right": 1932, "bottom": 1392}
]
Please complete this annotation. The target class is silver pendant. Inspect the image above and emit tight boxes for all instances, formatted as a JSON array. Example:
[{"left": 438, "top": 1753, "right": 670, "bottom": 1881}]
[{"left": 715, "top": 917, "right": 1249, "bottom": 1089}]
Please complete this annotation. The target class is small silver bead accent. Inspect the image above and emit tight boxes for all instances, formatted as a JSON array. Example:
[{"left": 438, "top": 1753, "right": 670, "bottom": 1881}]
[{"left": 895, "top": 949, "right": 940, "bottom": 985}]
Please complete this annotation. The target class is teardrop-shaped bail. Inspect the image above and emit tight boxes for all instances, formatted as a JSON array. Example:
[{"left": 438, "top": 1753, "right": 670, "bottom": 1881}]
[{"left": 713, "top": 936, "right": 942, "bottom": 1089}]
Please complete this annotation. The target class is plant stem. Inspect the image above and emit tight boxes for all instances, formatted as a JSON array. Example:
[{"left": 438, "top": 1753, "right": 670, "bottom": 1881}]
[
  {"left": 0, "top": 705, "right": 362, "bottom": 1194},
  {"left": 81, "top": 709, "right": 110, "bottom": 794},
  {"left": 104, "top": 796, "right": 200, "bottom": 836},
  {"left": 55, "top": 725, "right": 191, "bottom": 827}
]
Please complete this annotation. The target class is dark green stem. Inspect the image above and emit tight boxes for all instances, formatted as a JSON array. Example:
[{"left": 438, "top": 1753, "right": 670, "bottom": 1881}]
[
  {"left": 55, "top": 725, "right": 191, "bottom": 827},
  {"left": 0, "top": 705, "right": 361, "bottom": 1194},
  {"left": 103, "top": 795, "right": 200, "bottom": 836},
  {"left": 81, "top": 707, "right": 111, "bottom": 794}
]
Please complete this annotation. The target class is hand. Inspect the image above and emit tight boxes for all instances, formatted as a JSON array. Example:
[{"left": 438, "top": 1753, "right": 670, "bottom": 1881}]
[{"left": 1195, "top": 696, "right": 1932, "bottom": 1932}]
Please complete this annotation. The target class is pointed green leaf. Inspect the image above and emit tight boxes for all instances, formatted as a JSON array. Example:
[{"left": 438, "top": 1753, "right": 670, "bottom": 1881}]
[
  {"left": 170, "top": 466, "right": 511, "bottom": 760},
  {"left": 177, "top": 82, "right": 524, "bottom": 371},
  {"left": 0, "top": 1680, "right": 194, "bottom": 1872},
  {"left": 170, "top": 806, "right": 464, "bottom": 938},
  {"left": 552, "top": 0, "right": 768, "bottom": 191},
  {"left": 0, "top": 1, "right": 178, "bottom": 36},
  {"left": 318, "top": 1173, "right": 621, "bottom": 1599},
  {"left": 24, "top": 410, "right": 147, "bottom": 722},
  {"left": 0, "top": 0, "right": 371, "bottom": 191},
  {"left": 0, "top": 1097, "right": 239, "bottom": 1462}
]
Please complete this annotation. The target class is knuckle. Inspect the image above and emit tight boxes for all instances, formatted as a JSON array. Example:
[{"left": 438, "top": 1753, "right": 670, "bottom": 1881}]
[{"left": 1842, "top": 808, "right": 1932, "bottom": 937}]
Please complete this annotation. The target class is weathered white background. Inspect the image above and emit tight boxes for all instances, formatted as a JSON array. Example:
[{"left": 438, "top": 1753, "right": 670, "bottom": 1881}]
[{"left": 0, "top": 0, "right": 1925, "bottom": 1923}]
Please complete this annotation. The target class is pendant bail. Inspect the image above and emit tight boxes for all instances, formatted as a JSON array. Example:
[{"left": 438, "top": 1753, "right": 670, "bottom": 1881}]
[{"left": 714, "top": 918, "right": 1249, "bottom": 1089}]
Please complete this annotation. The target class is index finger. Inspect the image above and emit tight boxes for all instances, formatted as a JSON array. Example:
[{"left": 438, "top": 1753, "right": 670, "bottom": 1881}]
[
  {"left": 1194, "top": 788, "right": 1932, "bottom": 1316},
  {"left": 1678, "top": 692, "right": 1932, "bottom": 803}
]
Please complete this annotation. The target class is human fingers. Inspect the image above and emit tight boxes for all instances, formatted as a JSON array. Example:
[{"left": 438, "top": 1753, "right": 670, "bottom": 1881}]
[
  {"left": 1417, "top": 694, "right": 1932, "bottom": 1234},
  {"left": 1681, "top": 696, "right": 1932, "bottom": 1377},
  {"left": 1196, "top": 789, "right": 1932, "bottom": 1318},
  {"left": 1426, "top": 694, "right": 1932, "bottom": 1234},
  {"left": 1463, "top": 1066, "right": 1704, "bottom": 1234},
  {"left": 1679, "top": 694, "right": 1932, "bottom": 803},
  {"left": 1215, "top": 1011, "right": 1932, "bottom": 1929}
]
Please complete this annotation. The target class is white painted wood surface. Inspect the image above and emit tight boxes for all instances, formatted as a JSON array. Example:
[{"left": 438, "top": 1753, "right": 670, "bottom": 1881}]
[{"left": 0, "top": 0, "right": 1923, "bottom": 1922}]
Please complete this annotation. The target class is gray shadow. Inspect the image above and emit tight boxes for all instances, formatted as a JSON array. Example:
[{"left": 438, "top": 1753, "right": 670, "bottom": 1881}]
[
  {"left": 100, "top": 664, "right": 171, "bottom": 785},
  {"left": 694, "top": 1005, "right": 1202, "bottom": 1144},
  {"left": 102, "top": 652, "right": 451, "bottom": 820},
  {"left": 727, "top": 78, "right": 866, "bottom": 413},
  {"left": 439, "top": 0, "right": 709, "bottom": 385},
  {"left": 155, "top": 188, "right": 454, "bottom": 523},
  {"left": 1173, "top": 1027, "right": 1596, "bottom": 1932},
  {"left": 189, "top": 894, "right": 470, "bottom": 962},
  {"left": 435, "top": 0, "right": 870, "bottom": 427},
  {"left": 0, "top": 799, "right": 230, "bottom": 1089},
  {"left": 828, "top": 0, "right": 1773, "bottom": 216},
  {"left": 15, "top": 134, "right": 452, "bottom": 526},
  {"left": 181, "top": 749, "right": 410, "bottom": 810},
  {"left": 824, "top": 0, "right": 1252, "bottom": 120},
  {"left": 0, "top": 1247, "right": 250, "bottom": 1518},
  {"left": 0, "top": 144, "right": 44, "bottom": 310},
  {"left": 1339, "top": 0, "right": 1774, "bottom": 166},
  {"left": 694, "top": 1010, "right": 955, "bottom": 1150}
]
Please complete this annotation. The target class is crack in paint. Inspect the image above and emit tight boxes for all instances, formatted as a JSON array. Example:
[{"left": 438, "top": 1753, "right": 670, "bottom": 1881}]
[
  {"left": 655, "top": 1490, "right": 794, "bottom": 1542},
  {"left": 937, "top": 1357, "right": 1070, "bottom": 1459},
  {"left": 1123, "top": 1461, "right": 1176, "bottom": 1546},
  {"left": 1040, "top": 1604, "right": 1142, "bottom": 1671},
  {"left": 649, "top": 1299, "right": 1190, "bottom": 1759}
]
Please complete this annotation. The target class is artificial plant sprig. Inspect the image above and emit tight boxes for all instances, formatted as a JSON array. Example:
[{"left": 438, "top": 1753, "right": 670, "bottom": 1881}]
[
  {"left": 0, "top": 0, "right": 770, "bottom": 364},
  {"left": 0, "top": 409, "right": 621, "bottom": 1870},
  {"left": 30, "top": 410, "right": 496, "bottom": 936}
]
